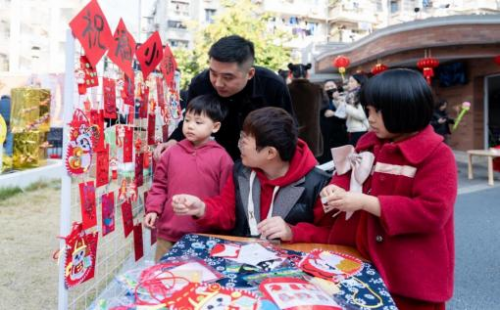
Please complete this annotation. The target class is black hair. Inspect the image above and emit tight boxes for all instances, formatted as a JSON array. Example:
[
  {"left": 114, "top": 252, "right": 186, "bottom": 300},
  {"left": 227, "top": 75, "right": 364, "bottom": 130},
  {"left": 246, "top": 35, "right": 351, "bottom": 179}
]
[
  {"left": 208, "top": 35, "right": 255, "bottom": 67},
  {"left": 351, "top": 73, "right": 367, "bottom": 87},
  {"left": 242, "top": 107, "right": 297, "bottom": 161},
  {"left": 288, "top": 63, "right": 312, "bottom": 79},
  {"left": 360, "top": 68, "right": 434, "bottom": 133},
  {"left": 186, "top": 94, "right": 228, "bottom": 123}
]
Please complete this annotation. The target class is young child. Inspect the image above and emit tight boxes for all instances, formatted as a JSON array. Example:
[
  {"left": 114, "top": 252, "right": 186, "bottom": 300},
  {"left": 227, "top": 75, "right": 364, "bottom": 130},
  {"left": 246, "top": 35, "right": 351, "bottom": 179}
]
[
  {"left": 321, "top": 69, "right": 457, "bottom": 310},
  {"left": 172, "top": 107, "right": 332, "bottom": 242},
  {"left": 144, "top": 94, "right": 233, "bottom": 262}
]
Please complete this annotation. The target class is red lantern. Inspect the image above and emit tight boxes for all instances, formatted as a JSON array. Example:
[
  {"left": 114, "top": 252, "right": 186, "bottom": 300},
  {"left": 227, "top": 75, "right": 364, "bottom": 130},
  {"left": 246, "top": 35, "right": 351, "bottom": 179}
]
[
  {"left": 417, "top": 57, "right": 439, "bottom": 85},
  {"left": 333, "top": 55, "right": 350, "bottom": 80},
  {"left": 371, "top": 63, "right": 388, "bottom": 75},
  {"left": 495, "top": 55, "right": 500, "bottom": 66}
]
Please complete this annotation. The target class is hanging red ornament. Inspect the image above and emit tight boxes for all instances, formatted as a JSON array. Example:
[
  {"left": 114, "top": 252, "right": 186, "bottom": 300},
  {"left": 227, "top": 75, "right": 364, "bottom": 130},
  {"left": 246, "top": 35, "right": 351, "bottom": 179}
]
[
  {"left": 494, "top": 55, "right": 500, "bottom": 66},
  {"left": 371, "top": 63, "right": 388, "bottom": 75},
  {"left": 417, "top": 57, "right": 439, "bottom": 85},
  {"left": 333, "top": 55, "right": 350, "bottom": 80}
]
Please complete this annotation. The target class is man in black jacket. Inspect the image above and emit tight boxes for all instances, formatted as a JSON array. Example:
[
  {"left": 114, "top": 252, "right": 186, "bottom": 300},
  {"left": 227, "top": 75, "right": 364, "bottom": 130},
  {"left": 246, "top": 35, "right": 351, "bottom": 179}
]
[{"left": 154, "top": 35, "right": 295, "bottom": 160}]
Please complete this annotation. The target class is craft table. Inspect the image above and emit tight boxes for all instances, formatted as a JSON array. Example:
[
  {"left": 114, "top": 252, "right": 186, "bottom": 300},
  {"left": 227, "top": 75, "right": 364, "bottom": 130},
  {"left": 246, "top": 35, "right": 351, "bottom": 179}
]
[{"left": 467, "top": 149, "right": 500, "bottom": 186}]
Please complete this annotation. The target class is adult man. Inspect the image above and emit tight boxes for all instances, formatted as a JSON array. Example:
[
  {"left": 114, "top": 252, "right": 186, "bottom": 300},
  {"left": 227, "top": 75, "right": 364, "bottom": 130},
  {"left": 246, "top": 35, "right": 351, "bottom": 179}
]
[{"left": 154, "top": 35, "right": 295, "bottom": 160}]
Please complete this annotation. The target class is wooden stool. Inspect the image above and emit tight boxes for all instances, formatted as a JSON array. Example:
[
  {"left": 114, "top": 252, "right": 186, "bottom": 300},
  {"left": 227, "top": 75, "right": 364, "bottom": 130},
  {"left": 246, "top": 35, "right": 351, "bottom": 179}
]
[{"left": 467, "top": 149, "right": 500, "bottom": 186}]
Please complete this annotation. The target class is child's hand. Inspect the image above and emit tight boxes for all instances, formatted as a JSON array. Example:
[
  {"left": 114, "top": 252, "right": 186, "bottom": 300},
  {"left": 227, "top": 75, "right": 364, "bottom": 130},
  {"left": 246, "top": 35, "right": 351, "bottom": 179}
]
[
  {"left": 143, "top": 212, "right": 158, "bottom": 229},
  {"left": 172, "top": 194, "right": 205, "bottom": 218},
  {"left": 321, "top": 184, "right": 364, "bottom": 214},
  {"left": 257, "top": 216, "right": 292, "bottom": 242}
]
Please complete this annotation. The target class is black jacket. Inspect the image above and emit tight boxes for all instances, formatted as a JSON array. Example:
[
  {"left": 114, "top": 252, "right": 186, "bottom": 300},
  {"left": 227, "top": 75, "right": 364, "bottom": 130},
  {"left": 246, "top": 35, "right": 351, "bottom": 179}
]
[
  {"left": 230, "top": 161, "right": 331, "bottom": 238},
  {"left": 168, "top": 66, "right": 295, "bottom": 159}
]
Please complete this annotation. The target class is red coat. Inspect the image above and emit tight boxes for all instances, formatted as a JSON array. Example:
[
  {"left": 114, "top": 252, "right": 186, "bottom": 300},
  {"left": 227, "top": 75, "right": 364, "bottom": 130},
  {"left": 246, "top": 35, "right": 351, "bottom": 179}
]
[{"left": 328, "top": 126, "right": 457, "bottom": 302}]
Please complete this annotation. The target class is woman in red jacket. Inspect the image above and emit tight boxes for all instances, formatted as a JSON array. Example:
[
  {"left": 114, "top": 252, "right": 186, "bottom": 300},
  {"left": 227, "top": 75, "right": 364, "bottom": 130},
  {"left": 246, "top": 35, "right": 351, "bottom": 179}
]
[{"left": 321, "top": 69, "right": 457, "bottom": 310}]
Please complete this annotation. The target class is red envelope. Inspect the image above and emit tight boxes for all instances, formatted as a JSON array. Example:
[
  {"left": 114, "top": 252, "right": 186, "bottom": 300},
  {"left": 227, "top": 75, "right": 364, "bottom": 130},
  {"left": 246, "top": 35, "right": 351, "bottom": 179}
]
[
  {"left": 108, "top": 18, "right": 135, "bottom": 78},
  {"left": 90, "top": 109, "right": 105, "bottom": 152},
  {"left": 121, "top": 199, "right": 134, "bottom": 238},
  {"left": 135, "top": 152, "right": 144, "bottom": 187},
  {"left": 79, "top": 181, "right": 97, "bottom": 230},
  {"left": 123, "top": 126, "right": 133, "bottom": 163},
  {"left": 122, "top": 74, "right": 135, "bottom": 106},
  {"left": 96, "top": 144, "right": 110, "bottom": 188},
  {"left": 103, "top": 78, "right": 117, "bottom": 119},
  {"left": 136, "top": 31, "right": 163, "bottom": 79},
  {"left": 160, "top": 44, "right": 177, "bottom": 88},
  {"left": 162, "top": 124, "right": 169, "bottom": 143},
  {"left": 156, "top": 77, "right": 165, "bottom": 109},
  {"left": 69, "top": 0, "right": 113, "bottom": 67},
  {"left": 139, "top": 86, "right": 149, "bottom": 118},
  {"left": 147, "top": 114, "right": 155, "bottom": 146},
  {"left": 101, "top": 192, "right": 115, "bottom": 236},
  {"left": 133, "top": 224, "right": 144, "bottom": 261}
]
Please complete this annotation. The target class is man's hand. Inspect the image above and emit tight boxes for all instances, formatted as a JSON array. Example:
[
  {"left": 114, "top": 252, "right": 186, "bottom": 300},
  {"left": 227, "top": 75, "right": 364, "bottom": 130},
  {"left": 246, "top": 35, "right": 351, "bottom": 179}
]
[
  {"left": 257, "top": 216, "right": 292, "bottom": 241},
  {"left": 143, "top": 212, "right": 158, "bottom": 229},
  {"left": 153, "top": 140, "right": 177, "bottom": 161},
  {"left": 172, "top": 194, "right": 206, "bottom": 218}
]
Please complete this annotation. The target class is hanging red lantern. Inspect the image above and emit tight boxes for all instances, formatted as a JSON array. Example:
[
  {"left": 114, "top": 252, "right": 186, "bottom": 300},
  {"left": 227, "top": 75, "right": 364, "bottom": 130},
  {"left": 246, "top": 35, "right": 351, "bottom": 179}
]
[
  {"left": 417, "top": 57, "right": 439, "bottom": 85},
  {"left": 371, "top": 63, "right": 388, "bottom": 75},
  {"left": 333, "top": 55, "right": 350, "bottom": 80},
  {"left": 494, "top": 55, "right": 500, "bottom": 66}
]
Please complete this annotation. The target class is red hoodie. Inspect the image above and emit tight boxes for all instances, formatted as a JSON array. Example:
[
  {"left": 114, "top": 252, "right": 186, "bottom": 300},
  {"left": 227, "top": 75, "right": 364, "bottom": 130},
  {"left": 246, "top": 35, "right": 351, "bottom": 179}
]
[{"left": 198, "top": 139, "right": 333, "bottom": 242}]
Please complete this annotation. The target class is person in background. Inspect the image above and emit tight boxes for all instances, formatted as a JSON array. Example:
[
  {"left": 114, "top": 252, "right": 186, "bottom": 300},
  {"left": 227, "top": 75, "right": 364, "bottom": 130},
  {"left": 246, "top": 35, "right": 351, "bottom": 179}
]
[
  {"left": 144, "top": 94, "right": 233, "bottom": 262},
  {"left": 287, "top": 63, "right": 323, "bottom": 158},
  {"left": 0, "top": 95, "right": 13, "bottom": 157},
  {"left": 318, "top": 80, "right": 348, "bottom": 164},
  {"left": 431, "top": 99, "right": 454, "bottom": 144},
  {"left": 154, "top": 35, "right": 295, "bottom": 161},
  {"left": 172, "top": 107, "right": 332, "bottom": 243},
  {"left": 335, "top": 74, "right": 369, "bottom": 146},
  {"left": 321, "top": 69, "right": 457, "bottom": 310}
]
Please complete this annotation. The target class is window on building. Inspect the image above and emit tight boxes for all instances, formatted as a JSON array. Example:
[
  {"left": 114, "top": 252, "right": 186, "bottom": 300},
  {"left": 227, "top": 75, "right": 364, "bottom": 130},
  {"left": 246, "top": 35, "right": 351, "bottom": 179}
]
[
  {"left": 205, "top": 9, "right": 216, "bottom": 23},
  {"left": 167, "top": 20, "right": 187, "bottom": 29},
  {"left": 172, "top": 1, "right": 190, "bottom": 16},
  {"left": 169, "top": 40, "right": 189, "bottom": 48},
  {"left": 390, "top": 0, "right": 400, "bottom": 12}
]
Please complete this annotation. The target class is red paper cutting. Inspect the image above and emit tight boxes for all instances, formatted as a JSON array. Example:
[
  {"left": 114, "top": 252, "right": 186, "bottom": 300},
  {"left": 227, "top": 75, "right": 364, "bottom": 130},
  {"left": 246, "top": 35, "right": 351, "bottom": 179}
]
[
  {"left": 96, "top": 144, "right": 110, "bottom": 187},
  {"left": 101, "top": 192, "right": 115, "bottom": 236},
  {"left": 63, "top": 222, "right": 98, "bottom": 289},
  {"left": 108, "top": 18, "right": 136, "bottom": 78},
  {"left": 103, "top": 77, "right": 117, "bottom": 119},
  {"left": 160, "top": 43, "right": 177, "bottom": 88},
  {"left": 133, "top": 224, "right": 144, "bottom": 261},
  {"left": 136, "top": 32, "right": 163, "bottom": 79},
  {"left": 79, "top": 181, "right": 97, "bottom": 230},
  {"left": 69, "top": 0, "right": 113, "bottom": 67},
  {"left": 90, "top": 109, "right": 105, "bottom": 151},
  {"left": 65, "top": 109, "right": 99, "bottom": 176},
  {"left": 121, "top": 199, "right": 134, "bottom": 238},
  {"left": 80, "top": 56, "right": 99, "bottom": 89}
]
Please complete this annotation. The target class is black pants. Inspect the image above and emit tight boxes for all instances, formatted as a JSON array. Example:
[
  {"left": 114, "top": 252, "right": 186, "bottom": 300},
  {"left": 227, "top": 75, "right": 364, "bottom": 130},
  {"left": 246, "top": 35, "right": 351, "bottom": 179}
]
[{"left": 348, "top": 131, "right": 367, "bottom": 146}]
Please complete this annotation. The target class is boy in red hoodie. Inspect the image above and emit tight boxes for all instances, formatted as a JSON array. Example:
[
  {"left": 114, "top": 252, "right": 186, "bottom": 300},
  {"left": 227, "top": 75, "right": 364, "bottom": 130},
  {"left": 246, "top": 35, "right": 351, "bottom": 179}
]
[
  {"left": 172, "top": 107, "right": 332, "bottom": 242},
  {"left": 144, "top": 94, "right": 233, "bottom": 262}
]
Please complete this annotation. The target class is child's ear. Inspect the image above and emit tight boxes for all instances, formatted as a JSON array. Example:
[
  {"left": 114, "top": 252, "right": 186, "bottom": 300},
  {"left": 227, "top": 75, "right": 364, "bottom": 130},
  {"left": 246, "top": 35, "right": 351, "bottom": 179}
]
[
  {"left": 212, "top": 122, "right": 222, "bottom": 133},
  {"left": 266, "top": 146, "right": 279, "bottom": 160}
]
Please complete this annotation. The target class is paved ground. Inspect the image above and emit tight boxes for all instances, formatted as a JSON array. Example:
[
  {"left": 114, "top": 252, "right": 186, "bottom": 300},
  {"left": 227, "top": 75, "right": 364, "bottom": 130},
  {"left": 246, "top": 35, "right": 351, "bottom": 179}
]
[{"left": 448, "top": 157, "right": 500, "bottom": 309}]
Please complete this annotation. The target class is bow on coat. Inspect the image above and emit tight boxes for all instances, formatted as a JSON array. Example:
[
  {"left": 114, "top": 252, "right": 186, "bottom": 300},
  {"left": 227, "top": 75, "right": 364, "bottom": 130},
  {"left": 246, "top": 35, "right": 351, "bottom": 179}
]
[{"left": 330, "top": 145, "right": 375, "bottom": 220}]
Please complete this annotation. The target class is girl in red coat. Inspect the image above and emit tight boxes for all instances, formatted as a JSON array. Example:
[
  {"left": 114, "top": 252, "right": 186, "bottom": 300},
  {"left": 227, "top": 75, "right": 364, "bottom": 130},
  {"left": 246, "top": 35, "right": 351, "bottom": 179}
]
[{"left": 321, "top": 69, "right": 457, "bottom": 310}]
